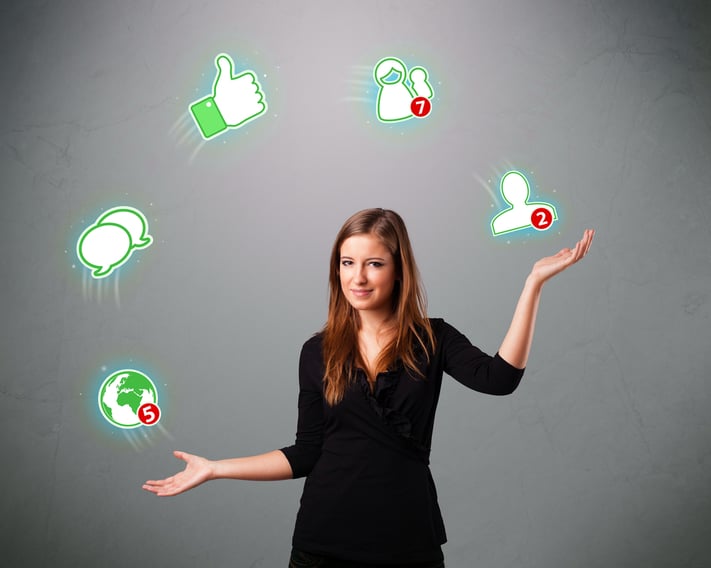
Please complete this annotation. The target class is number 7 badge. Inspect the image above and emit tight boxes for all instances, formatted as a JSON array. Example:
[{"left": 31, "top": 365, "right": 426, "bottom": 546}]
[{"left": 490, "top": 171, "right": 558, "bottom": 236}]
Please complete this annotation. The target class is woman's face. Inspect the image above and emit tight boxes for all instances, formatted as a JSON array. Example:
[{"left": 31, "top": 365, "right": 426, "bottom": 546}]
[{"left": 339, "top": 233, "right": 398, "bottom": 316}]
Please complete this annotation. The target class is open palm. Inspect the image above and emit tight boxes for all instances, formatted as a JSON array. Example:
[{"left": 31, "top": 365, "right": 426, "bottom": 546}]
[
  {"left": 143, "top": 451, "right": 214, "bottom": 497},
  {"left": 530, "top": 229, "right": 594, "bottom": 285}
]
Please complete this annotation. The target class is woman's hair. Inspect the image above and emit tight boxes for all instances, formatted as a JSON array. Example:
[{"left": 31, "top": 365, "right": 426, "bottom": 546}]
[{"left": 322, "top": 208, "right": 435, "bottom": 405}]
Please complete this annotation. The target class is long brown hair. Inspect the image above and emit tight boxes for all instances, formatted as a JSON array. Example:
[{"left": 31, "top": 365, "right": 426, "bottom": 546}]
[{"left": 322, "top": 208, "right": 435, "bottom": 405}]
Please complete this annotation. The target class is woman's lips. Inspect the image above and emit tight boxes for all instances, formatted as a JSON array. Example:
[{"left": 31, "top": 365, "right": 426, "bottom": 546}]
[{"left": 350, "top": 289, "right": 372, "bottom": 297}]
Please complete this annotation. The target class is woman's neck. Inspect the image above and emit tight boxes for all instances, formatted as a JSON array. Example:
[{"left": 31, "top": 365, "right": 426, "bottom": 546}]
[
  {"left": 356, "top": 310, "right": 397, "bottom": 383},
  {"left": 357, "top": 308, "right": 396, "bottom": 338}
]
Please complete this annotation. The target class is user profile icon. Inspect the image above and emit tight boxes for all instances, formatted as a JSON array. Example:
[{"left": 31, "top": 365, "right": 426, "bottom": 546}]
[{"left": 490, "top": 171, "right": 557, "bottom": 236}]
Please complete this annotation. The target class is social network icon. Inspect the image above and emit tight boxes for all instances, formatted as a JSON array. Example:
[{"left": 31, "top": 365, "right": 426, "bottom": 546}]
[
  {"left": 374, "top": 57, "right": 433, "bottom": 122},
  {"left": 190, "top": 53, "right": 267, "bottom": 139},
  {"left": 77, "top": 206, "right": 153, "bottom": 278},
  {"left": 98, "top": 369, "right": 161, "bottom": 429},
  {"left": 490, "top": 171, "right": 558, "bottom": 236}
]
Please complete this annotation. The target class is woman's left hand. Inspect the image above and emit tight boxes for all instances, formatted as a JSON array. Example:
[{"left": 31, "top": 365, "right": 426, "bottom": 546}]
[{"left": 528, "top": 229, "right": 595, "bottom": 287}]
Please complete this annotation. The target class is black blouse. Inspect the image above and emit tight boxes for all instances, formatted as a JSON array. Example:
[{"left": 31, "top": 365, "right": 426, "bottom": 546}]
[{"left": 280, "top": 318, "right": 524, "bottom": 564}]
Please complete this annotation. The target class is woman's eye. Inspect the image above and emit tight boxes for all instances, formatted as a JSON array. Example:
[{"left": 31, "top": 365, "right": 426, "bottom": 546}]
[
  {"left": 369, "top": 262, "right": 383, "bottom": 267},
  {"left": 341, "top": 260, "right": 352, "bottom": 266}
]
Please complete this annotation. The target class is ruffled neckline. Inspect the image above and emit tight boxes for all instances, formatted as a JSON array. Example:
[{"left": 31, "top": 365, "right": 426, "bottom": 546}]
[{"left": 355, "top": 364, "right": 430, "bottom": 455}]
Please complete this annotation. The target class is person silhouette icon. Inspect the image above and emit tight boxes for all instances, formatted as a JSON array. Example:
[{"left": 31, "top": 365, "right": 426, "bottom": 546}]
[
  {"left": 490, "top": 171, "right": 558, "bottom": 236},
  {"left": 374, "top": 57, "right": 415, "bottom": 122},
  {"left": 374, "top": 57, "right": 434, "bottom": 122}
]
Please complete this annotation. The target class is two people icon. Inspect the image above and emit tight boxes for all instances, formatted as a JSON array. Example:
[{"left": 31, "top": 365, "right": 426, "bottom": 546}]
[
  {"left": 374, "top": 57, "right": 433, "bottom": 122},
  {"left": 491, "top": 171, "right": 558, "bottom": 236}
]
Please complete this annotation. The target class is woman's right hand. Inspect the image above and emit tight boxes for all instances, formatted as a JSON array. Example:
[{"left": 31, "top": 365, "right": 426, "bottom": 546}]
[{"left": 143, "top": 450, "right": 215, "bottom": 497}]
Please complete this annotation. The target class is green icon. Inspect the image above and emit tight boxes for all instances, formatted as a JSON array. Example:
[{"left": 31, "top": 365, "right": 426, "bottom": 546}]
[
  {"left": 490, "top": 171, "right": 558, "bottom": 236},
  {"left": 190, "top": 53, "right": 267, "bottom": 139},
  {"left": 98, "top": 369, "right": 159, "bottom": 429},
  {"left": 374, "top": 56, "right": 433, "bottom": 122},
  {"left": 77, "top": 206, "right": 153, "bottom": 278}
]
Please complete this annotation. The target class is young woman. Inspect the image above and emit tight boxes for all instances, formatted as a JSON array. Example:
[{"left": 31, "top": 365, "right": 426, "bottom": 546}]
[{"left": 144, "top": 208, "right": 594, "bottom": 567}]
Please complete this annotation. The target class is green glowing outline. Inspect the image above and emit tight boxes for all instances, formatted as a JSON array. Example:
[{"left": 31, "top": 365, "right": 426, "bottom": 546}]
[
  {"left": 374, "top": 56, "right": 433, "bottom": 123},
  {"left": 190, "top": 53, "right": 268, "bottom": 140},
  {"left": 98, "top": 368, "right": 159, "bottom": 430},
  {"left": 76, "top": 206, "right": 153, "bottom": 279},
  {"left": 490, "top": 170, "right": 558, "bottom": 236}
]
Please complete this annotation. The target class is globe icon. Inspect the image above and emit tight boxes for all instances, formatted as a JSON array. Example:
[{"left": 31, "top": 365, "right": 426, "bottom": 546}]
[{"left": 98, "top": 369, "right": 158, "bottom": 429}]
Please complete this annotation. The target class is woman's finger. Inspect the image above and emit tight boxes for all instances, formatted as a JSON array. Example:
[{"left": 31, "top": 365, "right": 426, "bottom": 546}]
[{"left": 584, "top": 229, "right": 595, "bottom": 255}]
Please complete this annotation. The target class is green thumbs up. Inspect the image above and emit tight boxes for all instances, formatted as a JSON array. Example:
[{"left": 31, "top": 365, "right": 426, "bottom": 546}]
[{"left": 190, "top": 54, "right": 267, "bottom": 139}]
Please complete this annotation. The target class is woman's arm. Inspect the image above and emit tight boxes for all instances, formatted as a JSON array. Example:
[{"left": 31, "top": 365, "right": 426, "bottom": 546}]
[
  {"left": 498, "top": 229, "right": 594, "bottom": 369},
  {"left": 142, "top": 449, "right": 293, "bottom": 497},
  {"left": 143, "top": 338, "right": 326, "bottom": 497}
]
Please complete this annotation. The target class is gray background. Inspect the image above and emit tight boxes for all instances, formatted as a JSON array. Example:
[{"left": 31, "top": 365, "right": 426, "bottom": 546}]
[{"left": 1, "top": 0, "right": 710, "bottom": 566}]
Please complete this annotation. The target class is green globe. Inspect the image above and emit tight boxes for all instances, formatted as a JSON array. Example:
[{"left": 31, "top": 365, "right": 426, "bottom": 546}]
[{"left": 98, "top": 369, "right": 158, "bottom": 429}]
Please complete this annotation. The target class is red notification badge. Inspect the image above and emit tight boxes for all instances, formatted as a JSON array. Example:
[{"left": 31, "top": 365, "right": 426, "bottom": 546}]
[
  {"left": 410, "top": 96, "right": 432, "bottom": 118},
  {"left": 138, "top": 403, "right": 161, "bottom": 426},
  {"left": 531, "top": 207, "right": 553, "bottom": 230}
]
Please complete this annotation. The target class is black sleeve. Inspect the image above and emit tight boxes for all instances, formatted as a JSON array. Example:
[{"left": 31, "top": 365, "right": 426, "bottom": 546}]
[
  {"left": 439, "top": 320, "right": 525, "bottom": 395},
  {"left": 279, "top": 336, "right": 324, "bottom": 478}
]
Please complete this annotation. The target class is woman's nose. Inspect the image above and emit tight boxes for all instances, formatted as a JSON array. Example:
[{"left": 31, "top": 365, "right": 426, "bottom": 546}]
[{"left": 355, "top": 266, "right": 367, "bottom": 283}]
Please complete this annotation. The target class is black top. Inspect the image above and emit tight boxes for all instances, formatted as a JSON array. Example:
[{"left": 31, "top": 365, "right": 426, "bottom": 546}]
[{"left": 280, "top": 318, "right": 524, "bottom": 564}]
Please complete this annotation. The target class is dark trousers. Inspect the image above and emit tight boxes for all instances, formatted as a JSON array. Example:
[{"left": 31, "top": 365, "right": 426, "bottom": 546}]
[{"left": 289, "top": 548, "right": 445, "bottom": 568}]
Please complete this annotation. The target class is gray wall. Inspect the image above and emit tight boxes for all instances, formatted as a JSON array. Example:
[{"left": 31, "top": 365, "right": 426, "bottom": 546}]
[{"left": 1, "top": 0, "right": 710, "bottom": 566}]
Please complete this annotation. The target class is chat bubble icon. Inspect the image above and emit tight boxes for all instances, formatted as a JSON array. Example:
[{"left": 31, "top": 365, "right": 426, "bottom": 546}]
[
  {"left": 77, "top": 223, "right": 133, "bottom": 278},
  {"left": 97, "top": 207, "right": 152, "bottom": 249},
  {"left": 76, "top": 205, "right": 153, "bottom": 278}
]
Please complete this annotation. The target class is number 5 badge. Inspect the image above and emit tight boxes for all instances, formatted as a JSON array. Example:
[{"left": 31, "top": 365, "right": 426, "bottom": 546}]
[{"left": 490, "top": 171, "right": 558, "bottom": 236}]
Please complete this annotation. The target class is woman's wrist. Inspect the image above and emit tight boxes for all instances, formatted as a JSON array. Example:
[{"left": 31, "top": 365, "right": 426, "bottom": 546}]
[
  {"left": 207, "top": 459, "right": 222, "bottom": 481},
  {"left": 524, "top": 273, "right": 545, "bottom": 294}
]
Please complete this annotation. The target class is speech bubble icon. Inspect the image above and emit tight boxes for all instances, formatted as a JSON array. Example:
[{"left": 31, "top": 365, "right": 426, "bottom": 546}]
[
  {"left": 77, "top": 223, "right": 133, "bottom": 278},
  {"left": 97, "top": 207, "right": 152, "bottom": 249}
]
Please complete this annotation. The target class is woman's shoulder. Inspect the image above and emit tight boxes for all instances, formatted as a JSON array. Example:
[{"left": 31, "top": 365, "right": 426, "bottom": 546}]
[
  {"left": 301, "top": 331, "right": 324, "bottom": 353},
  {"left": 426, "top": 318, "right": 469, "bottom": 347},
  {"left": 298, "top": 333, "right": 325, "bottom": 374},
  {"left": 427, "top": 317, "right": 451, "bottom": 336}
]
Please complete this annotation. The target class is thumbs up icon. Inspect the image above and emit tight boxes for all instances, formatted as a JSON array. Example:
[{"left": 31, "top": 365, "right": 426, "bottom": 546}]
[{"left": 190, "top": 54, "right": 267, "bottom": 140}]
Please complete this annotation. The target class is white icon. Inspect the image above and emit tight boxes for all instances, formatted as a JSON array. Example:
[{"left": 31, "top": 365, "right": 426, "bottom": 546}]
[
  {"left": 410, "top": 67, "right": 433, "bottom": 99},
  {"left": 190, "top": 54, "right": 267, "bottom": 139},
  {"left": 490, "top": 171, "right": 557, "bottom": 236},
  {"left": 374, "top": 57, "right": 433, "bottom": 122},
  {"left": 77, "top": 206, "right": 153, "bottom": 278}
]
